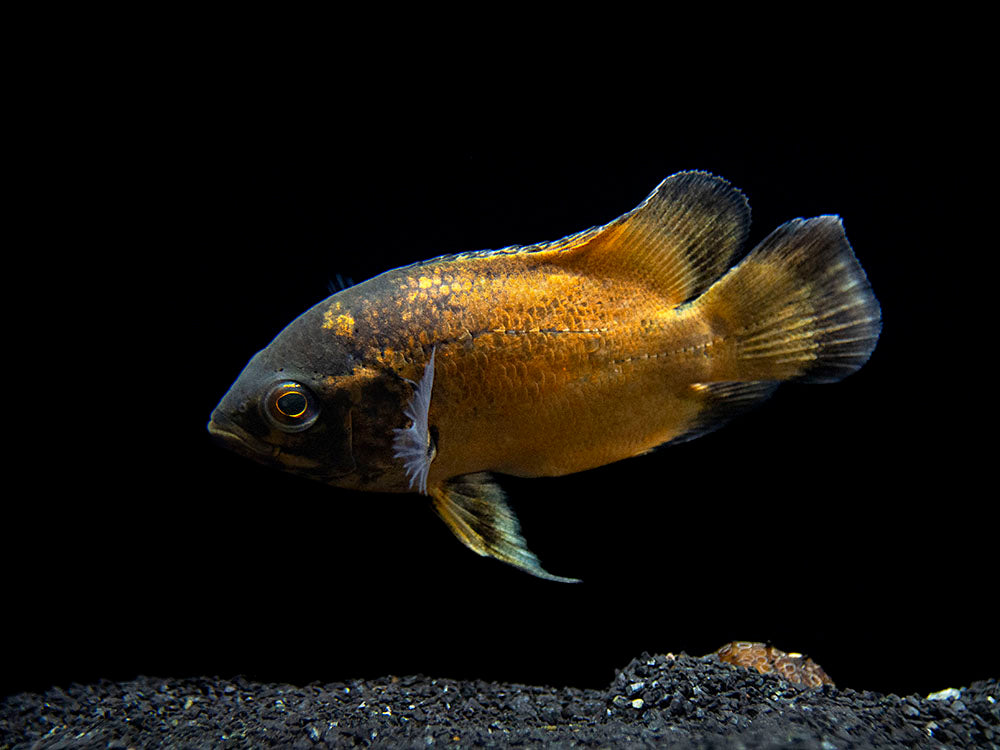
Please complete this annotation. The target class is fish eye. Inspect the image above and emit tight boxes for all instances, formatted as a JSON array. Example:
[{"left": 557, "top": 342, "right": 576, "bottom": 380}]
[{"left": 263, "top": 381, "right": 320, "bottom": 432}]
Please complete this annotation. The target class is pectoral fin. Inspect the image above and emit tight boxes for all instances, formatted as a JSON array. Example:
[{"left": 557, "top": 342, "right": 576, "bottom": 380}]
[
  {"left": 429, "top": 474, "right": 580, "bottom": 583},
  {"left": 393, "top": 349, "right": 436, "bottom": 494}
]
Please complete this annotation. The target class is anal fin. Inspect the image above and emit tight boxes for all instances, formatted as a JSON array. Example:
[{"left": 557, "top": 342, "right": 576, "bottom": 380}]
[
  {"left": 669, "top": 381, "right": 779, "bottom": 445},
  {"left": 429, "top": 473, "right": 580, "bottom": 583}
]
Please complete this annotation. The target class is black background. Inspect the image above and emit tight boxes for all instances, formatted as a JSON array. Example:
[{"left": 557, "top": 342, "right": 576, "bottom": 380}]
[{"left": 5, "top": 73, "right": 995, "bottom": 703}]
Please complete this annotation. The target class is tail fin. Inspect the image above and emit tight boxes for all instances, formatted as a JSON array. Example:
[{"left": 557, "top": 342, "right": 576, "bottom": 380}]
[{"left": 696, "top": 216, "right": 881, "bottom": 383}]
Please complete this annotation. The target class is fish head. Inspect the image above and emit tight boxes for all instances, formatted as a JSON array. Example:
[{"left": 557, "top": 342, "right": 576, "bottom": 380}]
[
  {"left": 208, "top": 296, "right": 416, "bottom": 492},
  {"left": 207, "top": 335, "right": 358, "bottom": 483}
]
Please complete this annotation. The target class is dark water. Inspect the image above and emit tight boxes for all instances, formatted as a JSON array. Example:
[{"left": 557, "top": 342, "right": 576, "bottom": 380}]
[{"left": 8, "top": 113, "right": 994, "bottom": 703}]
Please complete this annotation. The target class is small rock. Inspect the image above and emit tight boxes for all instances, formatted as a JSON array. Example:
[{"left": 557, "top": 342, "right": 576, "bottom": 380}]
[{"left": 927, "top": 687, "right": 962, "bottom": 701}]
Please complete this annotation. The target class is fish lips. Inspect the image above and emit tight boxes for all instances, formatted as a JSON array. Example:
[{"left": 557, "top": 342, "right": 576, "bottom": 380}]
[
  {"left": 207, "top": 409, "right": 356, "bottom": 481},
  {"left": 207, "top": 411, "right": 279, "bottom": 461}
]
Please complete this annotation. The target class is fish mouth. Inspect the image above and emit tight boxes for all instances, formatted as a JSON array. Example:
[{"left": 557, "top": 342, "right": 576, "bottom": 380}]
[
  {"left": 207, "top": 412, "right": 328, "bottom": 474},
  {"left": 207, "top": 413, "right": 278, "bottom": 459}
]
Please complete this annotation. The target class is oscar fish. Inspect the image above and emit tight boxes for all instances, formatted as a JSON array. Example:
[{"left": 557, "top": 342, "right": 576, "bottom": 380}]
[{"left": 207, "top": 171, "right": 881, "bottom": 582}]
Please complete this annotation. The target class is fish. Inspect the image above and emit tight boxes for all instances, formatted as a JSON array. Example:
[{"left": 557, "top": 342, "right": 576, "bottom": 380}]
[{"left": 207, "top": 171, "right": 881, "bottom": 582}]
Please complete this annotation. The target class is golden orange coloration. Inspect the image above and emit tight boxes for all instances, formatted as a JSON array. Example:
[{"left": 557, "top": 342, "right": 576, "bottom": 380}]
[
  {"left": 715, "top": 641, "right": 835, "bottom": 687},
  {"left": 208, "top": 172, "right": 881, "bottom": 581}
]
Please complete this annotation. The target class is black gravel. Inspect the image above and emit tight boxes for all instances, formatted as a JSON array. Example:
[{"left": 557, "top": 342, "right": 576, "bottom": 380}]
[{"left": 2, "top": 653, "right": 996, "bottom": 749}]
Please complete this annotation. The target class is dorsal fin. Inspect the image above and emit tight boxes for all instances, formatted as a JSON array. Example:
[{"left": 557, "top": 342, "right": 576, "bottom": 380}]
[{"left": 545, "top": 171, "right": 751, "bottom": 306}]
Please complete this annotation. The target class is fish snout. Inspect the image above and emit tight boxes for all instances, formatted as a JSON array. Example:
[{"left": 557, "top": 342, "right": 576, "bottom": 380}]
[{"left": 207, "top": 410, "right": 278, "bottom": 459}]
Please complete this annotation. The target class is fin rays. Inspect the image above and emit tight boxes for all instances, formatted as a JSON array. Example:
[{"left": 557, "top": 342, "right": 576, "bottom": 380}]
[
  {"left": 586, "top": 172, "right": 752, "bottom": 306},
  {"left": 696, "top": 215, "right": 881, "bottom": 384},
  {"left": 430, "top": 474, "right": 580, "bottom": 583},
  {"left": 437, "top": 171, "right": 752, "bottom": 309},
  {"left": 392, "top": 349, "right": 436, "bottom": 494}
]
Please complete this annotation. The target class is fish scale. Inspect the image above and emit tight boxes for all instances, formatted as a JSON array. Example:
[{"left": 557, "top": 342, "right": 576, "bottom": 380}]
[{"left": 364, "top": 265, "right": 699, "bottom": 478}]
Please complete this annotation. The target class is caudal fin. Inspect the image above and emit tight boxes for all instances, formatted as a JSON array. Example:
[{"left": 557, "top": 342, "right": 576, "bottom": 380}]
[{"left": 696, "top": 216, "right": 881, "bottom": 383}]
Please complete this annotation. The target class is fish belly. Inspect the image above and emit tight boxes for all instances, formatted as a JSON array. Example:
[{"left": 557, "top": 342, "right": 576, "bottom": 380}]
[{"left": 442, "top": 359, "right": 704, "bottom": 478}]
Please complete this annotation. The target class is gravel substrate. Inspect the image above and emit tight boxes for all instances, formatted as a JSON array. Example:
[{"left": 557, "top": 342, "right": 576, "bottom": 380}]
[{"left": 2, "top": 652, "right": 996, "bottom": 749}]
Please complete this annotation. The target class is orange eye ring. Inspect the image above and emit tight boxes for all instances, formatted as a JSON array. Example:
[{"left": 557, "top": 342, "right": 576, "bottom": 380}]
[
  {"left": 263, "top": 381, "right": 320, "bottom": 432},
  {"left": 276, "top": 390, "right": 308, "bottom": 418}
]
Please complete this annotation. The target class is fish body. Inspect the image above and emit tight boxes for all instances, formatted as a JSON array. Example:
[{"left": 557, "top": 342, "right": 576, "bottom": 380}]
[{"left": 208, "top": 172, "right": 881, "bottom": 581}]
